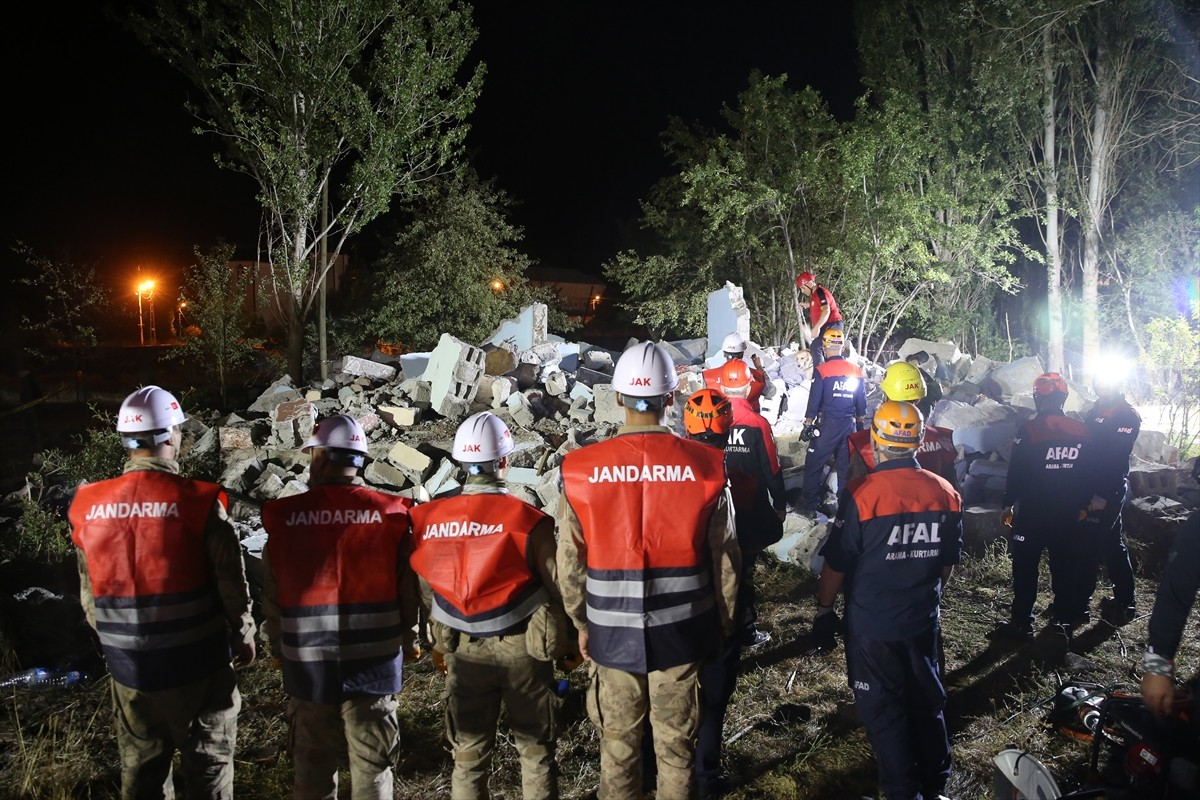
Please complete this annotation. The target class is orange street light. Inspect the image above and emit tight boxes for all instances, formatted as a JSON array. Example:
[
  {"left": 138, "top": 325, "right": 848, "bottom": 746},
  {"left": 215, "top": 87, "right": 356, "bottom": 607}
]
[
  {"left": 135, "top": 280, "right": 157, "bottom": 345},
  {"left": 491, "top": 279, "right": 504, "bottom": 293}
]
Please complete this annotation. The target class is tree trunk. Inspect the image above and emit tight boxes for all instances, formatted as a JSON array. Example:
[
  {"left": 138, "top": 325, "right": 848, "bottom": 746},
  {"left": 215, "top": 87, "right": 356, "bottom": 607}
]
[
  {"left": 1042, "top": 26, "right": 1065, "bottom": 373},
  {"left": 286, "top": 300, "right": 305, "bottom": 383},
  {"left": 1081, "top": 43, "right": 1112, "bottom": 376}
]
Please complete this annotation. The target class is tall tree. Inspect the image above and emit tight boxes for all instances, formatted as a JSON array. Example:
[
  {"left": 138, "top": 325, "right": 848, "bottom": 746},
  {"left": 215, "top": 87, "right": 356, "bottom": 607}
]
[{"left": 127, "top": 0, "right": 483, "bottom": 381}]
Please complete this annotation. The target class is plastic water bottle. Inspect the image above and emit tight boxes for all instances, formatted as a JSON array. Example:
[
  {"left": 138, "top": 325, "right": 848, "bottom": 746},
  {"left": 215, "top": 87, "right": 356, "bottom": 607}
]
[{"left": 0, "top": 668, "right": 87, "bottom": 690}]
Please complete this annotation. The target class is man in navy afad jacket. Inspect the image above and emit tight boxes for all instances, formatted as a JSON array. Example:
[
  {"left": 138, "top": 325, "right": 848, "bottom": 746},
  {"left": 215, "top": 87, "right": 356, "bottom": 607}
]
[{"left": 814, "top": 401, "right": 962, "bottom": 800}]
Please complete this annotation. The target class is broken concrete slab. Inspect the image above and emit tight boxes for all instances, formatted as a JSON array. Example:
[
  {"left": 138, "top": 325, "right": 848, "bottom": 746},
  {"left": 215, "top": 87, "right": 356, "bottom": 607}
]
[
  {"left": 425, "top": 334, "right": 486, "bottom": 419},
  {"left": 706, "top": 282, "right": 750, "bottom": 359},
  {"left": 484, "top": 345, "right": 519, "bottom": 376},
  {"left": 341, "top": 355, "right": 397, "bottom": 382},
  {"left": 487, "top": 302, "right": 549, "bottom": 351},
  {"left": 387, "top": 441, "right": 433, "bottom": 482},
  {"left": 379, "top": 405, "right": 420, "bottom": 428},
  {"left": 248, "top": 377, "right": 300, "bottom": 414},
  {"left": 592, "top": 384, "right": 625, "bottom": 426},
  {"left": 364, "top": 460, "right": 410, "bottom": 490},
  {"left": 979, "top": 356, "right": 1044, "bottom": 401}
]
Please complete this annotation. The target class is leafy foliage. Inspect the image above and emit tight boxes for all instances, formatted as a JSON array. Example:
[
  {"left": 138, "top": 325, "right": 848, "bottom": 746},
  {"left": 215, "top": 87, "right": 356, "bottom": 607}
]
[
  {"left": 1140, "top": 314, "right": 1200, "bottom": 457},
  {"left": 165, "top": 243, "right": 263, "bottom": 408},
  {"left": 126, "top": 0, "right": 484, "bottom": 380},
  {"left": 13, "top": 243, "right": 110, "bottom": 359},
  {"left": 360, "top": 171, "right": 574, "bottom": 351}
]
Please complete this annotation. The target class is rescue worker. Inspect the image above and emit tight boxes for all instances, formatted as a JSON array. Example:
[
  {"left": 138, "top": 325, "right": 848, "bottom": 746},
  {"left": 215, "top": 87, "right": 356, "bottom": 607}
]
[
  {"left": 847, "top": 361, "right": 957, "bottom": 487},
  {"left": 795, "top": 271, "right": 843, "bottom": 367},
  {"left": 797, "top": 328, "right": 866, "bottom": 519},
  {"left": 682, "top": 389, "right": 775, "bottom": 799},
  {"left": 261, "top": 414, "right": 419, "bottom": 800},
  {"left": 69, "top": 385, "right": 256, "bottom": 800},
  {"left": 408, "top": 412, "right": 564, "bottom": 800},
  {"left": 717, "top": 361, "right": 787, "bottom": 647},
  {"left": 557, "top": 341, "right": 740, "bottom": 800},
  {"left": 702, "top": 332, "right": 776, "bottom": 411},
  {"left": 813, "top": 400, "right": 962, "bottom": 800},
  {"left": 904, "top": 352, "right": 943, "bottom": 415},
  {"left": 993, "top": 373, "right": 1093, "bottom": 639},
  {"left": 1082, "top": 372, "right": 1142, "bottom": 625},
  {"left": 1141, "top": 508, "right": 1199, "bottom": 718}
]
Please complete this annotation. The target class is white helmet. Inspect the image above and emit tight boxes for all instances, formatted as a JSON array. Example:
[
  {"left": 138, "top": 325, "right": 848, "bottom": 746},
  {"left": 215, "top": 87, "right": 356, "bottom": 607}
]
[
  {"left": 453, "top": 412, "right": 514, "bottom": 463},
  {"left": 612, "top": 341, "right": 679, "bottom": 397},
  {"left": 302, "top": 414, "right": 368, "bottom": 454},
  {"left": 117, "top": 386, "right": 186, "bottom": 439},
  {"left": 721, "top": 333, "right": 747, "bottom": 356}
]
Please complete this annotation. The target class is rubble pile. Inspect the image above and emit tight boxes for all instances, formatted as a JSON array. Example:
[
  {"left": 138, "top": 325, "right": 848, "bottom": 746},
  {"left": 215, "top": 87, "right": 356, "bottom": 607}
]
[{"left": 175, "top": 287, "right": 1197, "bottom": 580}]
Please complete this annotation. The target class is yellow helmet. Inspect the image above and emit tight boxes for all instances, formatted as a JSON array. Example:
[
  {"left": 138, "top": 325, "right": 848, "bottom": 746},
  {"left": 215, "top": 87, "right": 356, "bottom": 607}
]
[
  {"left": 822, "top": 328, "right": 844, "bottom": 349},
  {"left": 871, "top": 400, "right": 924, "bottom": 450},
  {"left": 880, "top": 361, "right": 926, "bottom": 402}
]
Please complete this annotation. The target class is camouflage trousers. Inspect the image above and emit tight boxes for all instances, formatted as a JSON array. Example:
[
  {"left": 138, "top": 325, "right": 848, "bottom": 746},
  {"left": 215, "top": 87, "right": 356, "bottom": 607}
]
[
  {"left": 111, "top": 665, "right": 240, "bottom": 800},
  {"left": 445, "top": 632, "right": 561, "bottom": 799},
  {"left": 586, "top": 661, "right": 701, "bottom": 800},
  {"left": 288, "top": 694, "right": 399, "bottom": 800}
]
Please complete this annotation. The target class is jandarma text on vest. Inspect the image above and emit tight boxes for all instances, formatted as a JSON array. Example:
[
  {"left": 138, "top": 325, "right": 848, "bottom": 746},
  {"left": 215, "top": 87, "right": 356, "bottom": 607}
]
[
  {"left": 422, "top": 521, "right": 505, "bottom": 538},
  {"left": 84, "top": 502, "right": 180, "bottom": 520},
  {"left": 587, "top": 464, "right": 696, "bottom": 483},
  {"left": 284, "top": 509, "right": 384, "bottom": 525}
]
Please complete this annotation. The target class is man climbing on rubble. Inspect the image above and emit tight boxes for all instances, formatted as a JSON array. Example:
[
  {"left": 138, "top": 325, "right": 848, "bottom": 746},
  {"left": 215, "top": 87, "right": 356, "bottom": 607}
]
[
  {"left": 715, "top": 361, "right": 787, "bottom": 648},
  {"left": 813, "top": 400, "right": 962, "bottom": 800},
  {"left": 261, "top": 414, "right": 419, "bottom": 799},
  {"left": 847, "top": 360, "right": 958, "bottom": 487},
  {"left": 557, "top": 341, "right": 740, "bottom": 800},
  {"left": 409, "top": 411, "right": 565, "bottom": 800},
  {"left": 993, "top": 373, "right": 1093, "bottom": 639},
  {"left": 795, "top": 271, "right": 843, "bottom": 368},
  {"left": 1081, "top": 370, "right": 1142, "bottom": 625},
  {"left": 797, "top": 328, "right": 866, "bottom": 519},
  {"left": 702, "top": 332, "right": 776, "bottom": 412},
  {"left": 69, "top": 385, "right": 256, "bottom": 800}
]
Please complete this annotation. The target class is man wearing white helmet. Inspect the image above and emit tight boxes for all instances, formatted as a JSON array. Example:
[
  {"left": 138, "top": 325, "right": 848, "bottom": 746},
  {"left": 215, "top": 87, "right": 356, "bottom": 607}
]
[
  {"left": 701, "top": 332, "right": 777, "bottom": 412},
  {"left": 261, "top": 414, "right": 419, "bottom": 800},
  {"left": 409, "top": 412, "right": 566, "bottom": 799},
  {"left": 69, "top": 385, "right": 256, "bottom": 799},
  {"left": 557, "top": 340, "right": 741, "bottom": 800}
]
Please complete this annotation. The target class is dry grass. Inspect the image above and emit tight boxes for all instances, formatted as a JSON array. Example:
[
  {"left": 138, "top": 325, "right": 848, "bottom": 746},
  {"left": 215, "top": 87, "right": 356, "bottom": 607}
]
[{"left": 0, "top": 539, "right": 1195, "bottom": 799}]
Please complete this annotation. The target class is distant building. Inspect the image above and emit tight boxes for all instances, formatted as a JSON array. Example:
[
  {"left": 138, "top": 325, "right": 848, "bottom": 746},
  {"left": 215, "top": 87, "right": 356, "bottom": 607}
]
[
  {"left": 230, "top": 255, "right": 349, "bottom": 331},
  {"left": 526, "top": 267, "right": 606, "bottom": 322}
]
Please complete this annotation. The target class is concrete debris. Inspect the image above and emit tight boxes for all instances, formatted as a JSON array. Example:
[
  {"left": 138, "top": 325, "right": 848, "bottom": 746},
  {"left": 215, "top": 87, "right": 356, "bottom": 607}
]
[{"left": 166, "top": 297, "right": 1189, "bottom": 574}]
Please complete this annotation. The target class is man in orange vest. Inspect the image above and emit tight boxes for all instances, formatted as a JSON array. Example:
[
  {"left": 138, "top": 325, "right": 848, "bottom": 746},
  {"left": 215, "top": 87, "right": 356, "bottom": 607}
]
[
  {"left": 701, "top": 332, "right": 776, "bottom": 412},
  {"left": 557, "top": 341, "right": 741, "bottom": 800},
  {"left": 261, "top": 414, "right": 419, "bottom": 800},
  {"left": 70, "top": 385, "right": 256, "bottom": 799},
  {"left": 409, "top": 412, "right": 565, "bottom": 799},
  {"left": 846, "top": 361, "right": 958, "bottom": 487},
  {"left": 795, "top": 271, "right": 844, "bottom": 367}
]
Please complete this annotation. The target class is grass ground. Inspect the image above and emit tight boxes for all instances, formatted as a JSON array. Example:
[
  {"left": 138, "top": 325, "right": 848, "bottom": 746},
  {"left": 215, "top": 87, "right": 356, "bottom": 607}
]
[{"left": 0, "top": 540, "right": 1195, "bottom": 799}]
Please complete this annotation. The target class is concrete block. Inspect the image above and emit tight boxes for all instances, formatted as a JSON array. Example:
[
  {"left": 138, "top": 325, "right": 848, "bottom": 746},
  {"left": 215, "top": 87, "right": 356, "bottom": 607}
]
[
  {"left": 581, "top": 347, "right": 616, "bottom": 371},
  {"left": 1132, "top": 428, "right": 1173, "bottom": 465},
  {"left": 569, "top": 382, "right": 593, "bottom": 404},
  {"left": 513, "top": 362, "right": 539, "bottom": 390},
  {"left": 771, "top": 514, "right": 829, "bottom": 573},
  {"left": 254, "top": 471, "right": 287, "bottom": 501},
  {"left": 277, "top": 480, "right": 309, "bottom": 499},
  {"left": 670, "top": 338, "right": 708, "bottom": 363},
  {"left": 387, "top": 441, "right": 433, "bottom": 480},
  {"left": 272, "top": 399, "right": 316, "bottom": 449},
  {"left": 357, "top": 412, "right": 382, "bottom": 435},
  {"left": 505, "top": 467, "right": 541, "bottom": 485},
  {"left": 399, "top": 353, "right": 430, "bottom": 380},
  {"left": 980, "top": 356, "right": 1044, "bottom": 401},
  {"left": 484, "top": 345, "right": 519, "bottom": 376},
  {"left": 544, "top": 370, "right": 570, "bottom": 397},
  {"left": 506, "top": 391, "right": 537, "bottom": 429},
  {"left": 423, "top": 458, "right": 458, "bottom": 497},
  {"left": 1129, "top": 464, "right": 1179, "bottom": 500},
  {"left": 365, "top": 460, "right": 410, "bottom": 490},
  {"left": 426, "top": 334, "right": 486, "bottom": 417},
  {"left": 189, "top": 427, "right": 218, "bottom": 459},
  {"left": 555, "top": 342, "right": 580, "bottom": 373},
  {"left": 304, "top": 389, "right": 323, "bottom": 401},
  {"left": 337, "top": 386, "right": 357, "bottom": 406},
  {"left": 964, "top": 355, "right": 997, "bottom": 384},
  {"left": 220, "top": 456, "right": 263, "bottom": 493},
  {"left": 592, "top": 384, "right": 625, "bottom": 426},
  {"left": 248, "top": 377, "right": 300, "bottom": 413},
  {"left": 706, "top": 281, "right": 750, "bottom": 360},
  {"left": 341, "top": 355, "right": 397, "bottom": 382},
  {"left": 487, "top": 303, "right": 549, "bottom": 350},
  {"left": 379, "top": 405, "right": 420, "bottom": 428},
  {"left": 399, "top": 379, "right": 432, "bottom": 406},
  {"left": 219, "top": 427, "right": 254, "bottom": 451}
]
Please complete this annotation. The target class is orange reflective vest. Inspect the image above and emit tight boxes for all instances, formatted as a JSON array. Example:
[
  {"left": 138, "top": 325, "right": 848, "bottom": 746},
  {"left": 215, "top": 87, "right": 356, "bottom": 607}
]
[
  {"left": 69, "top": 471, "right": 230, "bottom": 691},
  {"left": 409, "top": 492, "right": 550, "bottom": 636},
  {"left": 262, "top": 484, "right": 413, "bottom": 703},
  {"left": 561, "top": 431, "right": 727, "bottom": 672}
]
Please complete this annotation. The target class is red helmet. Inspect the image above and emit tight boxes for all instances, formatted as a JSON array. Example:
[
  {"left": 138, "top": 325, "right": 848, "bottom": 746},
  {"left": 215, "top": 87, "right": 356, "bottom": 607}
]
[
  {"left": 1033, "top": 372, "right": 1069, "bottom": 398},
  {"left": 720, "top": 358, "right": 753, "bottom": 391},
  {"left": 796, "top": 271, "right": 816, "bottom": 289},
  {"left": 684, "top": 389, "right": 732, "bottom": 438}
]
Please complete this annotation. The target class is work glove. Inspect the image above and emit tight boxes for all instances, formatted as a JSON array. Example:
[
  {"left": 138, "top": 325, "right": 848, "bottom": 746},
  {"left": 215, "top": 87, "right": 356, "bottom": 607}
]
[
  {"left": 800, "top": 422, "right": 818, "bottom": 442},
  {"left": 431, "top": 648, "right": 448, "bottom": 675},
  {"left": 812, "top": 609, "right": 841, "bottom": 651}
]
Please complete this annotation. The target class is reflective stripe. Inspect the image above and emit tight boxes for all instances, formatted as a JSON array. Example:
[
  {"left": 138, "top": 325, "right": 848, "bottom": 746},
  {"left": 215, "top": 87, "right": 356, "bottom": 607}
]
[
  {"left": 282, "top": 635, "right": 403, "bottom": 662},
  {"left": 586, "top": 573, "right": 708, "bottom": 598},
  {"left": 431, "top": 586, "right": 549, "bottom": 635},
  {"left": 281, "top": 609, "right": 402, "bottom": 634},
  {"left": 93, "top": 594, "right": 217, "bottom": 625},
  {"left": 586, "top": 593, "right": 715, "bottom": 628},
  {"left": 97, "top": 616, "right": 226, "bottom": 651}
]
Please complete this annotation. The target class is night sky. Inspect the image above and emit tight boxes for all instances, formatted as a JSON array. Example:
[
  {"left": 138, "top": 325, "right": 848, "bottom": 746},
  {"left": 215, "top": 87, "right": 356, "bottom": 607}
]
[{"left": 6, "top": 2, "right": 861, "bottom": 294}]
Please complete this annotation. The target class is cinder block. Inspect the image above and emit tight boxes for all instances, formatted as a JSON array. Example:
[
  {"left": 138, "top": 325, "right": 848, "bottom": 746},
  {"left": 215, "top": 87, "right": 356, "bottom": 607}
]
[
  {"left": 379, "top": 405, "right": 420, "bottom": 428},
  {"left": 387, "top": 441, "right": 433, "bottom": 482},
  {"left": 426, "top": 334, "right": 486, "bottom": 417}
]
